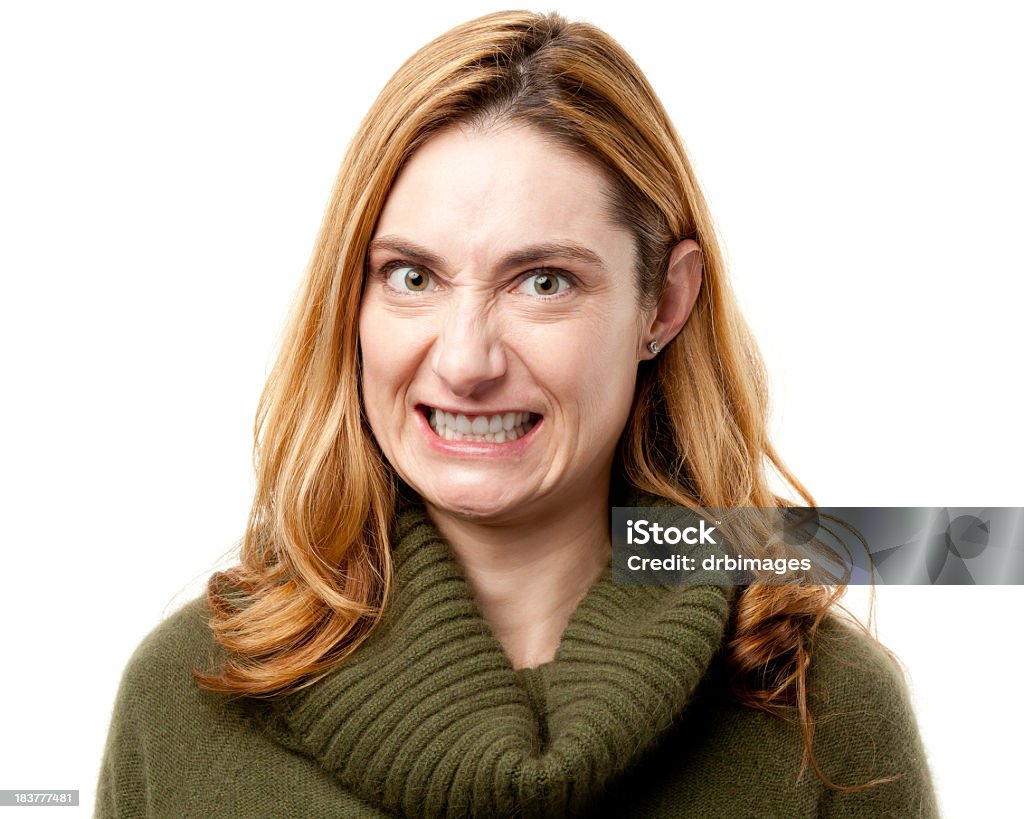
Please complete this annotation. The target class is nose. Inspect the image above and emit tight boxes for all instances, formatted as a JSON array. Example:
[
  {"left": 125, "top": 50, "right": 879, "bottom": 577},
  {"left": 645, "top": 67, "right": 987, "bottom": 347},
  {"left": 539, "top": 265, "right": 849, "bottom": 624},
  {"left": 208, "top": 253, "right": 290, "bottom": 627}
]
[{"left": 430, "top": 297, "right": 507, "bottom": 397}]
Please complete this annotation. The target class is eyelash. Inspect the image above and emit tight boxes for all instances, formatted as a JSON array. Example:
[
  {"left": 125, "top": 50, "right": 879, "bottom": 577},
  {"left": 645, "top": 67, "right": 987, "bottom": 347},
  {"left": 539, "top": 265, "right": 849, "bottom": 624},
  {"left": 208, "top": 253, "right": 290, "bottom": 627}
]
[{"left": 376, "top": 261, "right": 577, "bottom": 300}]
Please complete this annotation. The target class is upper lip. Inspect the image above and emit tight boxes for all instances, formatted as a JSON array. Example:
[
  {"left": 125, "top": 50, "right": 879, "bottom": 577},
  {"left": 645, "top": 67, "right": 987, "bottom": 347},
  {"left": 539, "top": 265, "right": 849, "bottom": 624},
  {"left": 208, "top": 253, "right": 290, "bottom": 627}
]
[{"left": 417, "top": 403, "right": 540, "bottom": 417}]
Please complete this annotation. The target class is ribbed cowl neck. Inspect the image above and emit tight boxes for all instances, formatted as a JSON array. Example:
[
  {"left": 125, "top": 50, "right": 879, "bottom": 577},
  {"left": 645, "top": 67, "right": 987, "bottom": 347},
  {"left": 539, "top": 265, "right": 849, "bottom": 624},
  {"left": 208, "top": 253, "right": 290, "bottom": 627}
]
[{"left": 254, "top": 495, "right": 734, "bottom": 818}]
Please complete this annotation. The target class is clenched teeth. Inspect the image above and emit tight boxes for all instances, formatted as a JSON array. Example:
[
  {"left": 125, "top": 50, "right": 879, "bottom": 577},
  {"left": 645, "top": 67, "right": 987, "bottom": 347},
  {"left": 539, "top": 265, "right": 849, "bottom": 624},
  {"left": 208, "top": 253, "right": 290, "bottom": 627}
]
[{"left": 426, "top": 408, "right": 539, "bottom": 442}]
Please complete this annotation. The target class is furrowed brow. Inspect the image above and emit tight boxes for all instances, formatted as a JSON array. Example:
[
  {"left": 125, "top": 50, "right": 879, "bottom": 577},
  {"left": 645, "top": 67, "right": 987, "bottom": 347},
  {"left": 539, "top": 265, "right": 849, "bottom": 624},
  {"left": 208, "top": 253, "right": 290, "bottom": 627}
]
[
  {"left": 367, "top": 236, "right": 607, "bottom": 274},
  {"left": 500, "top": 243, "right": 607, "bottom": 273},
  {"left": 367, "top": 236, "right": 449, "bottom": 270}
]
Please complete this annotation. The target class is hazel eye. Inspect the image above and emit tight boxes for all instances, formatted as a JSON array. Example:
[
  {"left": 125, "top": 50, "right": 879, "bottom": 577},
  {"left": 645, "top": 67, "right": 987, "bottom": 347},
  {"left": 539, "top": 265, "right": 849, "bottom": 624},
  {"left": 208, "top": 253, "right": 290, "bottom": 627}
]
[
  {"left": 387, "top": 265, "right": 434, "bottom": 292},
  {"left": 516, "top": 271, "right": 571, "bottom": 298}
]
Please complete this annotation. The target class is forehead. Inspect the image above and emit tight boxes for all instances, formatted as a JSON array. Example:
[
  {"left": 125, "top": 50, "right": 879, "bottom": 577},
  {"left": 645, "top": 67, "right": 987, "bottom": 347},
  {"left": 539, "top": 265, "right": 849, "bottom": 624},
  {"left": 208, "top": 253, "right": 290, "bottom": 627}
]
[{"left": 372, "top": 123, "right": 635, "bottom": 272}]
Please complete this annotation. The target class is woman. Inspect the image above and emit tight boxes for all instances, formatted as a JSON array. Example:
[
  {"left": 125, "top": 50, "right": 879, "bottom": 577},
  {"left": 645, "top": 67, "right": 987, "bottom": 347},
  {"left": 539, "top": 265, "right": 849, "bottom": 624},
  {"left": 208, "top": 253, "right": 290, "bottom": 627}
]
[{"left": 96, "top": 10, "right": 938, "bottom": 818}]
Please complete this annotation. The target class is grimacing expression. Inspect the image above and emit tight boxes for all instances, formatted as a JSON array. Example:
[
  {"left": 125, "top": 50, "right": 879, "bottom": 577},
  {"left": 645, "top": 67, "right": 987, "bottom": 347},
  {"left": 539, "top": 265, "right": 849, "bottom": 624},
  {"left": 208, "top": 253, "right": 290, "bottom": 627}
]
[{"left": 358, "top": 123, "right": 652, "bottom": 523}]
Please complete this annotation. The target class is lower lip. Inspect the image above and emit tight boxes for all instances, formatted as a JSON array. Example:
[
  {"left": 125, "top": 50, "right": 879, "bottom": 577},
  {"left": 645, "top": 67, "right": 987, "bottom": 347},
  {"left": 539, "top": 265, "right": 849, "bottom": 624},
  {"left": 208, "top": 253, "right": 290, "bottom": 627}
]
[{"left": 415, "top": 409, "right": 542, "bottom": 457}]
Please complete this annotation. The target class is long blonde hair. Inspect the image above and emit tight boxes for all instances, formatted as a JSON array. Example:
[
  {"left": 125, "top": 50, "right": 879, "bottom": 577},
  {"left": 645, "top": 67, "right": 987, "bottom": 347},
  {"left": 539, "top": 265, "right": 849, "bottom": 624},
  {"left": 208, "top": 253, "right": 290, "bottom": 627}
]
[{"left": 195, "top": 10, "right": 885, "bottom": 792}]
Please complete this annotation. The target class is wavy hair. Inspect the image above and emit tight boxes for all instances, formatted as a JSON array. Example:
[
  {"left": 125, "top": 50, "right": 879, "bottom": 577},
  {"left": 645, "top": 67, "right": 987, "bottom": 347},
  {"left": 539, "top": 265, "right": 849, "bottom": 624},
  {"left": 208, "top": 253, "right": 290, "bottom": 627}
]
[{"left": 194, "top": 10, "right": 890, "bottom": 792}]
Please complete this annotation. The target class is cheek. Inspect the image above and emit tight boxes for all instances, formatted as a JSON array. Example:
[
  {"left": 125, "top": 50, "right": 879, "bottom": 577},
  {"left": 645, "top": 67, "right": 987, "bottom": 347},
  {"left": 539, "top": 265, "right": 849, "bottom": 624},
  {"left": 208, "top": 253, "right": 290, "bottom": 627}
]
[
  {"left": 358, "top": 308, "right": 379, "bottom": 386},
  {"left": 538, "top": 318, "right": 639, "bottom": 425},
  {"left": 358, "top": 302, "right": 434, "bottom": 413},
  {"left": 358, "top": 304, "right": 402, "bottom": 416},
  {"left": 581, "top": 353, "right": 638, "bottom": 424}
]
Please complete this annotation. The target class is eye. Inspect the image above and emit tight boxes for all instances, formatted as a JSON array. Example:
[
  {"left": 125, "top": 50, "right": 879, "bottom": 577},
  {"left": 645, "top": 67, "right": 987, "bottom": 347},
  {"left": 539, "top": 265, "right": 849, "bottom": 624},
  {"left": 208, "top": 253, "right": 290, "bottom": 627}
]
[
  {"left": 515, "top": 271, "right": 572, "bottom": 298},
  {"left": 386, "top": 265, "right": 434, "bottom": 293}
]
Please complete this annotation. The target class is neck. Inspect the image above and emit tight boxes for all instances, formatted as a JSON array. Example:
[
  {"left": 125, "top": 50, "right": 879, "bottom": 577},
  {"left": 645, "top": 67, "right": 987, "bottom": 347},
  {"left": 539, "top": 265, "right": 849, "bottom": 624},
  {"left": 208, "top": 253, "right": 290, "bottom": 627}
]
[{"left": 425, "top": 484, "right": 612, "bottom": 670}]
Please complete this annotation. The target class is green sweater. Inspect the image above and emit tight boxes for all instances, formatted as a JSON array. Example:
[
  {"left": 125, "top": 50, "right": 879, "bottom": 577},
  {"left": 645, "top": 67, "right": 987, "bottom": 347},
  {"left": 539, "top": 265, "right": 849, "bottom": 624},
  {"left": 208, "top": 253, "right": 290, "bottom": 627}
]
[{"left": 96, "top": 501, "right": 940, "bottom": 818}]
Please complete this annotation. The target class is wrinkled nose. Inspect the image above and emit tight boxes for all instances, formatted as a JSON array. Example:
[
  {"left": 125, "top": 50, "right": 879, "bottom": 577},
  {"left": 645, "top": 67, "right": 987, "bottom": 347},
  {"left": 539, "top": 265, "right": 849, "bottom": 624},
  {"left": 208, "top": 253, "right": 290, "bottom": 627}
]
[{"left": 430, "top": 299, "right": 507, "bottom": 397}]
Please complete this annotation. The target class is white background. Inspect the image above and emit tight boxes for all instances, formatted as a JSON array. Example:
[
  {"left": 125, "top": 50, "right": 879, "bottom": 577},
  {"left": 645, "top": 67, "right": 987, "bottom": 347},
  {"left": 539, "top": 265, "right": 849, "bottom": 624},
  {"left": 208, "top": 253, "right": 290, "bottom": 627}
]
[{"left": 2, "top": 1, "right": 1020, "bottom": 816}]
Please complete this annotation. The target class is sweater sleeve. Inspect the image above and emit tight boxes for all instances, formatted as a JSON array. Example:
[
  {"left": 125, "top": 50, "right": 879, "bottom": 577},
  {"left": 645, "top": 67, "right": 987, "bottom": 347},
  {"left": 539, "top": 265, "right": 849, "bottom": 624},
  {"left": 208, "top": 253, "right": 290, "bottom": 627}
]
[
  {"left": 94, "top": 650, "right": 152, "bottom": 818},
  {"left": 93, "top": 597, "right": 221, "bottom": 819},
  {"left": 809, "top": 617, "right": 941, "bottom": 818}
]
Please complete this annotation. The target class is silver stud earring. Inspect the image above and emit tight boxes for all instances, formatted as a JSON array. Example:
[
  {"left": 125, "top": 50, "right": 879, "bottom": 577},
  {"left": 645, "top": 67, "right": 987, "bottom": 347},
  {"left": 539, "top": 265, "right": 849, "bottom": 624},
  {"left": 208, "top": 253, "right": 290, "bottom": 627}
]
[{"left": 647, "top": 340, "right": 660, "bottom": 355}]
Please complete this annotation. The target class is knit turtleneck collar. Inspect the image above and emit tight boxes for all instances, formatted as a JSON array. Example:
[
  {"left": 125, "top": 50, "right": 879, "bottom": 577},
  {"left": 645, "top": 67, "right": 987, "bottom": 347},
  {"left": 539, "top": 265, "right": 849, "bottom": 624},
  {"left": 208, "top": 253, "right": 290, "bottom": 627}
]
[{"left": 253, "top": 497, "right": 734, "bottom": 818}]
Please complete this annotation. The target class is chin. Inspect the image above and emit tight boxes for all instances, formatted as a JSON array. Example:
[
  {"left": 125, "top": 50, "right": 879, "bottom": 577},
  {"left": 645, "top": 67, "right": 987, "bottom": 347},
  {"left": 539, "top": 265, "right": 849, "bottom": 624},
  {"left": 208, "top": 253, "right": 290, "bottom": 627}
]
[{"left": 421, "top": 484, "right": 526, "bottom": 521}]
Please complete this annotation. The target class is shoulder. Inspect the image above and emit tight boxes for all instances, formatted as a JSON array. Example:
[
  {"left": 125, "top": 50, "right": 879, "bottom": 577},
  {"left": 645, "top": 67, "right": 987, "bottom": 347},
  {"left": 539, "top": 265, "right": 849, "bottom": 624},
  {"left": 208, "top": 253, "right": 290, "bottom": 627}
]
[
  {"left": 103, "top": 593, "right": 239, "bottom": 751},
  {"left": 802, "top": 614, "right": 940, "bottom": 815},
  {"left": 807, "top": 614, "right": 916, "bottom": 722},
  {"left": 97, "top": 595, "right": 252, "bottom": 815},
  {"left": 116, "top": 595, "right": 221, "bottom": 699}
]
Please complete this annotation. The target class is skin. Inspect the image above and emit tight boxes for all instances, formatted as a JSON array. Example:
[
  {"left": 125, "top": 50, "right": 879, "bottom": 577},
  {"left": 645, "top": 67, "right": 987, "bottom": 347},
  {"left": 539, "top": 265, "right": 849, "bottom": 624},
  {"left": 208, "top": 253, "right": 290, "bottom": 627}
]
[{"left": 359, "top": 123, "right": 702, "bottom": 668}]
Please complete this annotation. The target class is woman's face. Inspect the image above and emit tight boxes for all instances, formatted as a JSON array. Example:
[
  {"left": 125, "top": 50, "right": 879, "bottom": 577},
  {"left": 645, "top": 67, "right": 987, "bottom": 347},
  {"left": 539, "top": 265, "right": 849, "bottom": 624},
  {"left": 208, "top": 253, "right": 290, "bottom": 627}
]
[{"left": 359, "top": 123, "right": 650, "bottom": 523}]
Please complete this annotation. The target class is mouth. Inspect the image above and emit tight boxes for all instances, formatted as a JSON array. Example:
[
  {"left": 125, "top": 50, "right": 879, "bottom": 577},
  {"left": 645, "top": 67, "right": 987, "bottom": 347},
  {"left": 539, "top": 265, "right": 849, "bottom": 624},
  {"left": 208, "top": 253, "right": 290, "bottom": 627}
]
[{"left": 418, "top": 405, "right": 541, "bottom": 443}]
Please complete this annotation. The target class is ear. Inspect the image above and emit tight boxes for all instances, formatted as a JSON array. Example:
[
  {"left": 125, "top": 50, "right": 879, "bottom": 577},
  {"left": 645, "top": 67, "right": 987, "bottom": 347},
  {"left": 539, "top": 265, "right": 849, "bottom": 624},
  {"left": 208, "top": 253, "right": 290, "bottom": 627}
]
[{"left": 641, "top": 239, "right": 703, "bottom": 359}]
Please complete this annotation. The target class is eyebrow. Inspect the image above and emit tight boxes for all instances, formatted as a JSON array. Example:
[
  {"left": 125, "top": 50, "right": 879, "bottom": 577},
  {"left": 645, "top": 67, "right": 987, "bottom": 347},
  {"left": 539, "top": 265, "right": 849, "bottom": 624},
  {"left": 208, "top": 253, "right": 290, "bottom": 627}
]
[{"left": 367, "top": 235, "right": 608, "bottom": 274}]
